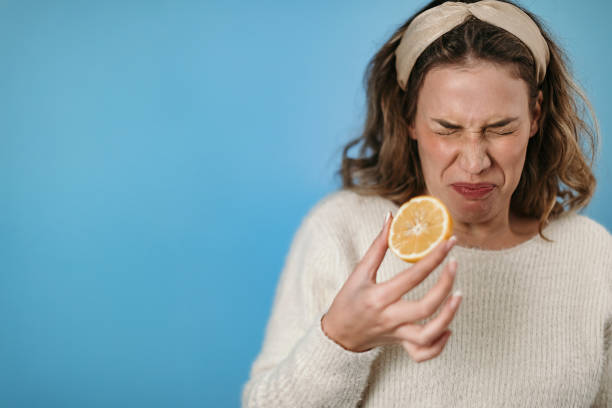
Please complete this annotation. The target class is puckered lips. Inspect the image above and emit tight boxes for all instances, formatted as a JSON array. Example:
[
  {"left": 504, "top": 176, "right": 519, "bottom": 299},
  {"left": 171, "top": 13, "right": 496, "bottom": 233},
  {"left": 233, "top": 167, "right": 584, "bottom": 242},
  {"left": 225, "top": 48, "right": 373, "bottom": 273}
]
[{"left": 451, "top": 183, "right": 495, "bottom": 199}]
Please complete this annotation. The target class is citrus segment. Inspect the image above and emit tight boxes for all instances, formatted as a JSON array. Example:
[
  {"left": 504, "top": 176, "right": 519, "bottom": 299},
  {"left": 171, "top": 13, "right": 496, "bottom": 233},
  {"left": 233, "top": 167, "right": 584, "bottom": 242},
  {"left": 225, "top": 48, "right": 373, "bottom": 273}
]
[{"left": 388, "top": 195, "right": 453, "bottom": 263}]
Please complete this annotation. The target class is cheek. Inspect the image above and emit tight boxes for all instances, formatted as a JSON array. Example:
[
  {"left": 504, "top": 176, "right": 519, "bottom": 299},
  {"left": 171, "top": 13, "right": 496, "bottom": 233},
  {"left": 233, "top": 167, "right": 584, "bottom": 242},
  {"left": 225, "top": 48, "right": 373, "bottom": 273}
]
[
  {"left": 418, "top": 137, "right": 452, "bottom": 164},
  {"left": 493, "top": 139, "right": 529, "bottom": 181}
]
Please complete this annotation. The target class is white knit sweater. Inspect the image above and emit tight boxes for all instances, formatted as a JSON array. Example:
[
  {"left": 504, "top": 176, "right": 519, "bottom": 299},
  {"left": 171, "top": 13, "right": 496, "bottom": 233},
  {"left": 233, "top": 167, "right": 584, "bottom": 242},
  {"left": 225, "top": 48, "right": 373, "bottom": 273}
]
[{"left": 242, "top": 189, "right": 612, "bottom": 407}]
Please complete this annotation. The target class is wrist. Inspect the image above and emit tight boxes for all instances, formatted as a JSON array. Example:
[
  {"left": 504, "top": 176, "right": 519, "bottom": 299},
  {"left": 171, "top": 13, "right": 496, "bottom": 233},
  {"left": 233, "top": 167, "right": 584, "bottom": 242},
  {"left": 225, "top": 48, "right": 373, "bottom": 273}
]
[{"left": 320, "top": 313, "right": 358, "bottom": 352}]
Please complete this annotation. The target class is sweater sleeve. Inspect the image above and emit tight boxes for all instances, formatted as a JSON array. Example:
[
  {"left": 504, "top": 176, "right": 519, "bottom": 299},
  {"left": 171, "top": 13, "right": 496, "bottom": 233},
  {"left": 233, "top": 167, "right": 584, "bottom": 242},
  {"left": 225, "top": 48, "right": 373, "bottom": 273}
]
[
  {"left": 592, "top": 309, "right": 612, "bottom": 407},
  {"left": 241, "top": 212, "right": 382, "bottom": 408}
]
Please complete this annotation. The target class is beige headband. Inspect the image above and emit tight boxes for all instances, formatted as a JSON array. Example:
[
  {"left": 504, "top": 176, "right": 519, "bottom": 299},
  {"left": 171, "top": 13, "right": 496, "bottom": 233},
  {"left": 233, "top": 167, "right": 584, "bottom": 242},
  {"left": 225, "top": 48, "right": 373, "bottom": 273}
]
[{"left": 395, "top": 0, "right": 550, "bottom": 90}]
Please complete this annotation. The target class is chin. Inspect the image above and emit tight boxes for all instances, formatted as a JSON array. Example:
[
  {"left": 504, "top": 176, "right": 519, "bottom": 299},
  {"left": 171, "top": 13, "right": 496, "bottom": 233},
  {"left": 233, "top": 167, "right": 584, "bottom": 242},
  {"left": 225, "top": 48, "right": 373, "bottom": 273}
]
[{"left": 451, "top": 197, "right": 497, "bottom": 221}]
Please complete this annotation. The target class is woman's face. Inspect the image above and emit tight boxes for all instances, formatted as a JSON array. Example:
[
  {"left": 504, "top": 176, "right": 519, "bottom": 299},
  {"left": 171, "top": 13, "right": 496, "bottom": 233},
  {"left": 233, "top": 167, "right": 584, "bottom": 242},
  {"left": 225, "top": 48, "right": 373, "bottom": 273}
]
[{"left": 408, "top": 61, "right": 542, "bottom": 226}]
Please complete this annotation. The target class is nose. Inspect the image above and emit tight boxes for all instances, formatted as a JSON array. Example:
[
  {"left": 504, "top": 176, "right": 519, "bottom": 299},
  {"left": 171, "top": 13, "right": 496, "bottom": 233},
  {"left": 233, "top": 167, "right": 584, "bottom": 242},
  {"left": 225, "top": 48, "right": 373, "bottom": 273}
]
[{"left": 458, "top": 135, "right": 492, "bottom": 174}]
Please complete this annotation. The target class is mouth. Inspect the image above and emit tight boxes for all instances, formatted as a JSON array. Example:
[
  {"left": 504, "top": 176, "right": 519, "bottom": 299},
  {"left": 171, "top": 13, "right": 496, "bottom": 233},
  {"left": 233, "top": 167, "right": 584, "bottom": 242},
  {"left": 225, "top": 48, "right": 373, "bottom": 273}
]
[
  {"left": 452, "top": 183, "right": 496, "bottom": 189},
  {"left": 451, "top": 184, "right": 495, "bottom": 199}
]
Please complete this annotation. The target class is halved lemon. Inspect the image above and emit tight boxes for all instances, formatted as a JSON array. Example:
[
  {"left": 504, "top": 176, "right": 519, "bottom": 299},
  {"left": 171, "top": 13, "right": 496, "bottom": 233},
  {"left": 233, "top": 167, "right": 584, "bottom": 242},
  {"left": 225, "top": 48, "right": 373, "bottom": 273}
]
[{"left": 388, "top": 195, "right": 453, "bottom": 263}]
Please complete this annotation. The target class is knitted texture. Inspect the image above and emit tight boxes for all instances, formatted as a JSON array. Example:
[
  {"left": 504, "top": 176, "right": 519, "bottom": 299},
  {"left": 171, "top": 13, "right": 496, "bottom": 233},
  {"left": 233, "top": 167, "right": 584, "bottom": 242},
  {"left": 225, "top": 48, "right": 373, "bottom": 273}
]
[{"left": 242, "top": 189, "right": 612, "bottom": 407}]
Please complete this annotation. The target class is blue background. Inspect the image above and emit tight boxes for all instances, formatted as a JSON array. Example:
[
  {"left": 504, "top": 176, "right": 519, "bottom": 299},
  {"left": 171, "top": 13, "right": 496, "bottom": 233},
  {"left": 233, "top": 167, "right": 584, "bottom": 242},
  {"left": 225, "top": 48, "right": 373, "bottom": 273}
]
[{"left": 1, "top": 1, "right": 610, "bottom": 407}]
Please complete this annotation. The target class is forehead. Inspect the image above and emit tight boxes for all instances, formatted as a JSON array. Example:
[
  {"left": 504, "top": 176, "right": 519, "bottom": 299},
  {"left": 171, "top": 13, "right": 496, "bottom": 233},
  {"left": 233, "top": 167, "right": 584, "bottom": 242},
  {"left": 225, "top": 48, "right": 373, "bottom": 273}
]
[{"left": 417, "top": 62, "right": 529, "bottom": 119}]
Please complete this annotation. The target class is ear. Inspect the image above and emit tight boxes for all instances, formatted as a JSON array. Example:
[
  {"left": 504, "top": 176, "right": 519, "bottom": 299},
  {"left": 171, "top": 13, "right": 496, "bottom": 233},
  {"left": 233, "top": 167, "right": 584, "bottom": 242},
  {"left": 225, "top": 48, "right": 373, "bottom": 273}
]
[
  {"left": 529, "top": 90, "right": 543, "bottom": 138},
  {"left": 408, "top": 122, "right": 417, "bottom": 141}
]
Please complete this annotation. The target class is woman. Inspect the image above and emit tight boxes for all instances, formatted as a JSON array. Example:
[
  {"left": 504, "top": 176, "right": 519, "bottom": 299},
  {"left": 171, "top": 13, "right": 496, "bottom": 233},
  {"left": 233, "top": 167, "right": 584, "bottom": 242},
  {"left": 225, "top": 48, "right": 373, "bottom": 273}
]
[{"left": 242, "top": 1, "right": 611, "bottom": 406}]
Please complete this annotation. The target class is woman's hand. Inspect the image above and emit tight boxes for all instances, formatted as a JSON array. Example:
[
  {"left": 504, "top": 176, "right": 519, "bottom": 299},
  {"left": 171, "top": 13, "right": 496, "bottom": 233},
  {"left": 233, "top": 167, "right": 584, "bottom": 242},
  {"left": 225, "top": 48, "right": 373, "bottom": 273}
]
[{"left": 321, "top": 212, "right": 461, "bottom": 362}]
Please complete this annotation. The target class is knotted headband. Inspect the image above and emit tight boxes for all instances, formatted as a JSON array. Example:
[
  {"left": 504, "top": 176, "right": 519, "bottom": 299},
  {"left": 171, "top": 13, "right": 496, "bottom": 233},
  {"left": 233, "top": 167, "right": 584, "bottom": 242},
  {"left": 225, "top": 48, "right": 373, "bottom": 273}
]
[{"left": 395, "top": 0, "right": 550, "bottom": 90}]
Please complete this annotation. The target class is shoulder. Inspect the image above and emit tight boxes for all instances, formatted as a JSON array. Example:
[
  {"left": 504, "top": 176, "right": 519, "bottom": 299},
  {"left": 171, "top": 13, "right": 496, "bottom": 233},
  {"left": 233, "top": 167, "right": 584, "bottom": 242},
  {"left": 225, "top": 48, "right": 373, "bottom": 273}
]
[
  {"left": 288, "top": 190, "right": 362, "bottom": 246},
  {"left": 292, "top": 189, "right": 393, "bottom": 260},
  {"left": 305, "top": 189, "right": 369, "bottom": 218},
  {"left": 301, "top": 189, "right": 390, "bottom": 233},
  {"left": 551, "top": 211, "right": 612, "bottom": 246},
  {"left": 548, "top": 211, "right": 612, "bottom": 278}
]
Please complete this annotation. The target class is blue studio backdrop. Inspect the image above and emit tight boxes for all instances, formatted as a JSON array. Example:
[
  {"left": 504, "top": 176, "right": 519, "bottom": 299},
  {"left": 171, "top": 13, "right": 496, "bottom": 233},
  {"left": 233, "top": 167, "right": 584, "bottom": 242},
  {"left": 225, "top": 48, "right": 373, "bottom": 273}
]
[{"left": 1, "top": 1, "right": 611, "bottom": 407}]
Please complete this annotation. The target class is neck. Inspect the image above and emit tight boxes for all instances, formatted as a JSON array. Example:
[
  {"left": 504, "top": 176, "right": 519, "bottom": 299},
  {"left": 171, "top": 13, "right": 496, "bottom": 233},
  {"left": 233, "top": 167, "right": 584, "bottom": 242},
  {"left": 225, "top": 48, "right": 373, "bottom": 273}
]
[{"left": 453, "top": 210, "right": 538, "bottom": 250}]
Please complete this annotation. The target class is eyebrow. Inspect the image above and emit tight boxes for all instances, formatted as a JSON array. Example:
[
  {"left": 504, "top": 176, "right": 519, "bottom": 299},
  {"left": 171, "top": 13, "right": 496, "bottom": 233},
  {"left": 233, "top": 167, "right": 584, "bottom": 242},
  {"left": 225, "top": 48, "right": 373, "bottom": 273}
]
[{"left": 431, "top": 117, "right": 519, "bottom": 129}]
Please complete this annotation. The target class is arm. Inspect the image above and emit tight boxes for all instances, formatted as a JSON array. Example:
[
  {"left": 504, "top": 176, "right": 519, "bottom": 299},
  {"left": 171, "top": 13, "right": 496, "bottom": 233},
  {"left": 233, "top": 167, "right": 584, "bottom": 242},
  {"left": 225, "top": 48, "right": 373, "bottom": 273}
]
[
  {"left": 592, "top": 316, "right": 611, "bottom": 407},
  {"left": 241, "top": 213, "right": 381, "bottom": 408}
]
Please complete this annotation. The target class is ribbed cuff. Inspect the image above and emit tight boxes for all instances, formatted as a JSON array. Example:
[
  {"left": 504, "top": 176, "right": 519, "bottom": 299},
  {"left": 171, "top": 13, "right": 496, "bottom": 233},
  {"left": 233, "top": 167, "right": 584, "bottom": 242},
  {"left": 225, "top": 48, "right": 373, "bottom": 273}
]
[
  {"left": 244, "top": 313, "right": 383, "bottom": 407},
  {"left": 293, "top": 313, "right": 382, "bottom": 382}
]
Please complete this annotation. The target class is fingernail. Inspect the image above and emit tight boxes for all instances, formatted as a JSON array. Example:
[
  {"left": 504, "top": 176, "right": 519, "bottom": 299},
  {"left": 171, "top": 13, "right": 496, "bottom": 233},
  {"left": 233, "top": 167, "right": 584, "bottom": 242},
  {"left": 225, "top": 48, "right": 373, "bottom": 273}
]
[
  {"left": 446, "top": 235, "right": 457, "bottom": 250},
  {"left": 383, "top": 211, "right": 391, "bottom": 228},
  {"left": 450, "top": 290, "right": 462, "bottom": 308}
]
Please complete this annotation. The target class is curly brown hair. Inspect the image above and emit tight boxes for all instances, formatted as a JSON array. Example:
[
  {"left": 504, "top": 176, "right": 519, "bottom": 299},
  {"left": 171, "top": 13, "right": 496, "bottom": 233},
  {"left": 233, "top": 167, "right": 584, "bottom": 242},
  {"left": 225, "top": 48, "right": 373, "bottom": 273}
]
[{"left": 334, "top": 0, "right": 600, "bottom": 241}]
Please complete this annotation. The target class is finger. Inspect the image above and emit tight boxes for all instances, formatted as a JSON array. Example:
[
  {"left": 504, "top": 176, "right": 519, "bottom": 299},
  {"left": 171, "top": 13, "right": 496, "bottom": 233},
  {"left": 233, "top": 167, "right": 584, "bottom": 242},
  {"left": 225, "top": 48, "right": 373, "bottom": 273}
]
[
  {"left": 391, "top": 290, "right": 461, "bottom": 346},
  {"left": 378, "top": 234, "right": 457, "bottom": 302},
  {"left": 382, "top": 258, "right": 458, "bottom": 323},
  {"left": 356, "top": 211, "right": 393, "bottom": 283},
  {"left": 415, "top": 290, "right": 462, "bottom": 344},
  {"left": 402, "top": 330, "right": 451, "bottom": 363}
]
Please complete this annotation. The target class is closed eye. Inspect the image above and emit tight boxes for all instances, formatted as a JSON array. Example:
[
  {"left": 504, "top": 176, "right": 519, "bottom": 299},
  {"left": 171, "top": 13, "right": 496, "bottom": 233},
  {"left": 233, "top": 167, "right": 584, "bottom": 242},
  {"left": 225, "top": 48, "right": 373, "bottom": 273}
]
[{"left": 435, "top": 130, "right": 516, "bottom": 136}]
